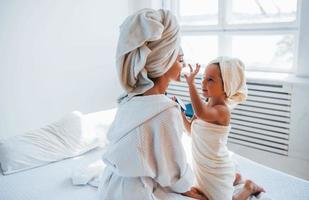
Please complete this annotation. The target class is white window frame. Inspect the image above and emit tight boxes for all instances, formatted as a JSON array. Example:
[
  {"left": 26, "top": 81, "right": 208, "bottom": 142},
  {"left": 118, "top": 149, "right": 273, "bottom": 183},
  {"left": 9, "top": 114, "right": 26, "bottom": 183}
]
[{"left": 162, "top": 0, "right": 302, "bottom": 73}]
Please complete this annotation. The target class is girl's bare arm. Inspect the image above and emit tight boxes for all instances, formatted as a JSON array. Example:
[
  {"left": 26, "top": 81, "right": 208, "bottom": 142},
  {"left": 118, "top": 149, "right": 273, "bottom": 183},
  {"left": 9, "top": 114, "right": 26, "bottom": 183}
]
[
  {"left": 185, "top": 64, "right": 223, "bottom": 123},
  {"left": 181, "top": 111, "right": 192, "bottom": 135}
]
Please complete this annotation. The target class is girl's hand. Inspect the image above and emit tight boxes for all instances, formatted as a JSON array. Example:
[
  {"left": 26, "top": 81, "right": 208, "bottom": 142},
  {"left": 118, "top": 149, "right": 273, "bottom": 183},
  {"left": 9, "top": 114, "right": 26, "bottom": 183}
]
[{"left": 184, "top": 63, "right": 201, "bottom": 86}]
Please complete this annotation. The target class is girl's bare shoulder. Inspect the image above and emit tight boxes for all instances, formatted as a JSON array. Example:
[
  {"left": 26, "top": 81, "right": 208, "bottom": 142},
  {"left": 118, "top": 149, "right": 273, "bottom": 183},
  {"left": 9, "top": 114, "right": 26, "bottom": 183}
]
[{"left": 213, "top": 104, "right": 231, "bottom": 125}]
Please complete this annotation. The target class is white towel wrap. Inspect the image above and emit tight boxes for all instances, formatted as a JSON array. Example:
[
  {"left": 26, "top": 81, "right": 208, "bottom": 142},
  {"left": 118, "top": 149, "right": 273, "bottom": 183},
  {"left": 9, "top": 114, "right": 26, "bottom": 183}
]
[
  {"left": 116, "top": 9, "right": 181, "bottom": 103},
  {"left": 209, "top": 57, "right": 248, "bottom": 108},
  {"left": 191, "top": 119, "right": 235, "bottom": 200}
]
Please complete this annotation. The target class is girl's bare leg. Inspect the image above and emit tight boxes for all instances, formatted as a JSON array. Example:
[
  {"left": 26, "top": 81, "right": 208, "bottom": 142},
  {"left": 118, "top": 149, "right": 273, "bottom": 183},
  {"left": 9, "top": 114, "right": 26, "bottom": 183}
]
[
  {"left": 184, "top": 174, "right": 264, "bottom": 200},
  {"left": 233, "top": 179, "right": 265, "bottom": 200}
]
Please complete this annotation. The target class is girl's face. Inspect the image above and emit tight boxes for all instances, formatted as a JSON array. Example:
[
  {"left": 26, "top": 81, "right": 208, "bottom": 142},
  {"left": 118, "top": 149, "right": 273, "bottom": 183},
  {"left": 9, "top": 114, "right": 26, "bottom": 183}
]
[
  {"left": 202, "top": 63, "right": 225, "bottom": 98},
  {"left": 166, "top": 54, "right": 185, "bottom": 81}
]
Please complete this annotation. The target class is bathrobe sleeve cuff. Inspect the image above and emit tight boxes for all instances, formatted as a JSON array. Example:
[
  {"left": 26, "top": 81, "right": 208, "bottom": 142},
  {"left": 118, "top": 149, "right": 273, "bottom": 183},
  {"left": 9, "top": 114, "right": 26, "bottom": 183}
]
[{"left": 169, "top": 164, "right": 194, "bottom": 193}]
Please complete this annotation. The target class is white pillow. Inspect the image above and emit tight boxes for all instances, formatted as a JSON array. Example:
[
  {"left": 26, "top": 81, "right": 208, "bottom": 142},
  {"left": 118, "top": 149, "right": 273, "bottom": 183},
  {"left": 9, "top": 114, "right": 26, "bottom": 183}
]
[
  {"left": 82, "top": 108, "right": 117, "bottom": 147},
  {"left": 0, "top": 111, "right": 99, "bottom": 175}
]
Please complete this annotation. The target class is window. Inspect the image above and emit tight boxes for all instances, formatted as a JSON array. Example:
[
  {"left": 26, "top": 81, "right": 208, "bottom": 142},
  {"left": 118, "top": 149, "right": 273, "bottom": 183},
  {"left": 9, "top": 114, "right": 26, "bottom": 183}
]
[{"left": 164, "top": 0, "right": 300, "bottom": 72}]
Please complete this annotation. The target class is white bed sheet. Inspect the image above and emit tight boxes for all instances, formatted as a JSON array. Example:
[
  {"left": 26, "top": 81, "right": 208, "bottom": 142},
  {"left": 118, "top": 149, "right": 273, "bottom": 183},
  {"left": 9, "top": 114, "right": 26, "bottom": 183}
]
[
  {"left": 233, "top": 153, "right": 309, "bottom": 200},
  {"left": 0, "top": 147, "right": 104, "bottom": 200},
  {"left": 1, "top": 134, "right": 308, "bottom": 200}
]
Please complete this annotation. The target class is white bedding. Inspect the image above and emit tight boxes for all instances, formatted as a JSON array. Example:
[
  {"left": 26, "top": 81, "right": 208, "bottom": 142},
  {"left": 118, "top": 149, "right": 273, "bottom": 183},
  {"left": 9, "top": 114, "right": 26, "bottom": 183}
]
[
  {"left": 0, "top": 148, "right": 104, "bottom": 200},
  {"left": 1, "top": 108, "right": 308, "bottom": 200},
  {"left": 233, "top": 153, "right": 309, "bottom": 199},
  {"left": 1, "top": 142, "right": 309, "bottom": 200}
]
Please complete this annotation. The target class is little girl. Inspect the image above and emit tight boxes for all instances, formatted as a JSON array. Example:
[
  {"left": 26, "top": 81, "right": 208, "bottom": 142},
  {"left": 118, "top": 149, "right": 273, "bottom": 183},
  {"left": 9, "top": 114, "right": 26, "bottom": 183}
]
[{"left": 181, "top": 57, "right": 265, "bottom": 200}]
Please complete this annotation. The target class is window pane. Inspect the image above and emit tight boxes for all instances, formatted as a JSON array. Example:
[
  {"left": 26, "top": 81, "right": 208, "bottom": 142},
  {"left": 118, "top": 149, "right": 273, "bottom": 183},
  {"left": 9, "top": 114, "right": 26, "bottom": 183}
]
[
  {"left": 232, "top": 34, "right": 295, "bottom": 71},
  {"left": 181, "top": 35, "right": 218, "bottom": 66},
  {"left": 179, "top": 0, "right": 218, "bottom": 25},
  {"left": 228, "top": 0, "right": 298, "bottom": 24}
]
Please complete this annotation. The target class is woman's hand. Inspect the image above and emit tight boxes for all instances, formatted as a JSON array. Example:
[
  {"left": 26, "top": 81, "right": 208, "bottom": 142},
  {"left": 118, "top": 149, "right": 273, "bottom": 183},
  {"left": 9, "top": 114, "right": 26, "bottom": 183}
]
[
  {"left": 191, "top": 114, "right": 197, "bottom": 121},
  {"left": 172, "top": 96, "right": 192, "bottom": 135},
  {"left": 171, "top": 96, "right": 177, "bottom": 102},
  {"left": 184, "top": 64, "right": 201, "bottom": 86}
]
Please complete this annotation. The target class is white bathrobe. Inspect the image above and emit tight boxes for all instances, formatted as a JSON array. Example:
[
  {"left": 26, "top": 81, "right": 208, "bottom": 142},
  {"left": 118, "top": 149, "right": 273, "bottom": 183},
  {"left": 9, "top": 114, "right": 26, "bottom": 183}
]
[
  {"left": 191, "top": 119, "right": 235, "bottom": 200},
  {"left": 98, "top": 95, "right": 194, "bottom": 200}
]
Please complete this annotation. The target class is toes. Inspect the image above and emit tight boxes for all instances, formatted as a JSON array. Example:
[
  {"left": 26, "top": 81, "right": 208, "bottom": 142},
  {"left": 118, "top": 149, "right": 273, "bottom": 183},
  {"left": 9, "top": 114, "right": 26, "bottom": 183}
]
[
  {"left": 244, "top": 179, "right": 265, "bottom": 194},
  {"left": 244, "top": 179, "right": 253, "bottom": 189},
  {"left": 234, "top": 173, "right": 242, "bottom": 185}
]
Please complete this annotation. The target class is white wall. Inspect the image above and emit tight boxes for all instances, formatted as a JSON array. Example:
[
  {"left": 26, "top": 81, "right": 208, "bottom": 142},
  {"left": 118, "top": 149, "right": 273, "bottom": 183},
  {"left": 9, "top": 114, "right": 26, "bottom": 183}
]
[
  {"left": 288, "top": 0, "right": 309, "bottom": 159},
  {"left": 289, "top": 81, "right": 309, "bottom": 161},
  {"left": 128, "top": 0, "right": 162, "bottom": 14},
  {"left": 0, "top": 0, "right": 128, "bottom": 138},
  {"left": 279, "top": 0, "right": 309, "bottom": 162},
  {"left": 296, "top": 0, "right": 309, "bottom": 77}
]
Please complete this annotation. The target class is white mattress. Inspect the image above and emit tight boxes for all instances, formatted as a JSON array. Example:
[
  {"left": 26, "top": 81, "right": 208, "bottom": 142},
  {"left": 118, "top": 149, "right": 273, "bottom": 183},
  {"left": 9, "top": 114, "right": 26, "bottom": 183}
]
[
  {"left": 0, "top": 147, "right": 104, "bottom": 200},
  {"left": 233, "top": 153, "right": 309, "bottom": 200},
  {"left": 1, "top": 136, "right": 309, "bottom": 200}
]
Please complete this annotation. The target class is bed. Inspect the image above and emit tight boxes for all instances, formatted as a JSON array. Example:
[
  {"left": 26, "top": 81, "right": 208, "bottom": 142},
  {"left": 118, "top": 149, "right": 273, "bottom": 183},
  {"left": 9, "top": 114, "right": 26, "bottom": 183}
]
[
  {"left": 0, "top": 109, "right": 308, "bottom": 200},
  {"left": 0, "top": 147, "right": 103, "bottom": 200},
  {"left": 233, "top": 153, "right": 309, "bottom": 199}
]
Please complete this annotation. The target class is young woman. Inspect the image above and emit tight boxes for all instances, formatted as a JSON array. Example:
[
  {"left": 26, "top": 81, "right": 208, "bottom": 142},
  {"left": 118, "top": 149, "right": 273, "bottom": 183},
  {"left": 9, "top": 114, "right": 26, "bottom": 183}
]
[{"left": 98, "top": 9, "right": 205, "bottom": 200}]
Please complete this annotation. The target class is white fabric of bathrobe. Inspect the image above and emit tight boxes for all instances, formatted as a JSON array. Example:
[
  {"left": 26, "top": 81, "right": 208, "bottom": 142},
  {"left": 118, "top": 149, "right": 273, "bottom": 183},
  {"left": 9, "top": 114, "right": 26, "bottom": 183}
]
[
  {"left": 191, "top": 119, "right": 235, "bottom": 200},
  {"left": 98, "top": 95, "right": 194, "bottom": 200}
]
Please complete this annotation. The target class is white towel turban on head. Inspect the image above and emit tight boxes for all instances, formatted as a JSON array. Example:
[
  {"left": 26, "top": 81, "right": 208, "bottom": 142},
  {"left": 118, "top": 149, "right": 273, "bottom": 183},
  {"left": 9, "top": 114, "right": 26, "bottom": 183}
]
[
  {"left": 209, "top": 57, "right": 248, "bottom": 108},
  {"left": 116, "top": 9, "right": 181, "bottom": 103}
]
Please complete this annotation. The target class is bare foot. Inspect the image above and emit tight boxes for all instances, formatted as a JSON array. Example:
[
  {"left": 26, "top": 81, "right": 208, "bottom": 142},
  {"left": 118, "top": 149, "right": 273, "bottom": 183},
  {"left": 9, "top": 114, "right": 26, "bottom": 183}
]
[
  {"left": 233, "top": 173, "right": 243, "bottom": 186},
  {"left": 244, "top": 180, "right": 265, "bottom": 196},
  {"left": 233, "top": 180, "right": 265, "bottom": 200}
]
